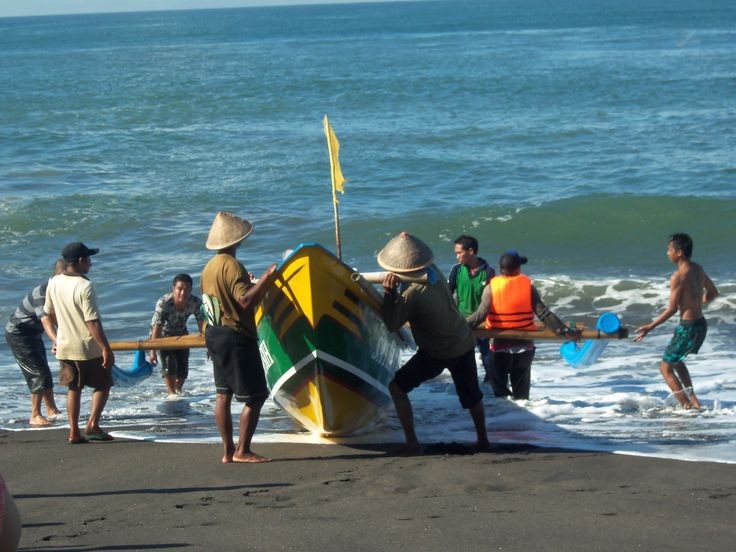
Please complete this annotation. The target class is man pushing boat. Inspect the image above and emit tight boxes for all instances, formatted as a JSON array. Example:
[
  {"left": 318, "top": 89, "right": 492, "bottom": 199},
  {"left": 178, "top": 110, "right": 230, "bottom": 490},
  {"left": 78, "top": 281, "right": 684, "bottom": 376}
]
[
  {"left": 378, "top": 232, "right": 491, "bottom": 455},
  {"left": 201, "top": 211, "right": 277, "bottom": 463}
]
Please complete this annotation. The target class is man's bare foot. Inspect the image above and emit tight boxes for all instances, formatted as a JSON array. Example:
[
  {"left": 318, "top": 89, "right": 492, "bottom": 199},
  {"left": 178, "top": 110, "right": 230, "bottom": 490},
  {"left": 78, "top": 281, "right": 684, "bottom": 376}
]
[
  {"left": 233, "top": 452, "right": 271, "bottom": 463},
  {"left": 47, "top": 409, "right": 62, "bottom": 419},
  {"left": 221, "top": 444, "right": 236, "bottom": 464},
  {"left": 29, "top": 415, "right": 53, "bottom": 427},
  {"left": 68, "top": 432, "right": 86, "bottom": 444}
]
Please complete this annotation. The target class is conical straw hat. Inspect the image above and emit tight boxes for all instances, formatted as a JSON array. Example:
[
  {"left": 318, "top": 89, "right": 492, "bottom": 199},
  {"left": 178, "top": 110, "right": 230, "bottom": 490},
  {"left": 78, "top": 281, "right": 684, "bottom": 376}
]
[
  {"left": 377, "top": 231, "right": 434, "bottom": 273},
  {"left": 205, "top": 211, "right": 254, "bottom": 251}
]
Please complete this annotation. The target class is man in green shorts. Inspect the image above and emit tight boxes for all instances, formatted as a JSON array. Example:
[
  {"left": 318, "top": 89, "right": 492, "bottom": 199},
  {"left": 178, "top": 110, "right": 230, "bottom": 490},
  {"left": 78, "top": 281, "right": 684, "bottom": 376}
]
[{"left": 634, "top": 233, "right": 719, "bottom": 409}]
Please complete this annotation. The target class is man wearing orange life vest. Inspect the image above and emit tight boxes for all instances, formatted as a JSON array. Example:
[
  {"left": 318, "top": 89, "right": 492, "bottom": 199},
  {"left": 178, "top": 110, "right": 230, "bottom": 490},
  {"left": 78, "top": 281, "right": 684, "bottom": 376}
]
[{"left": 467, "top": 251, "right": 578, "bottom": 400}]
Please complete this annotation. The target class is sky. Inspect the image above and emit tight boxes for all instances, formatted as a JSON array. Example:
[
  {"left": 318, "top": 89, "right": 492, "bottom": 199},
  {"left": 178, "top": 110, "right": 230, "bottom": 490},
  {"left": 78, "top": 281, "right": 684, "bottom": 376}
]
[{"left": 0, "top": 0, "right": 396, "bottom": 18}]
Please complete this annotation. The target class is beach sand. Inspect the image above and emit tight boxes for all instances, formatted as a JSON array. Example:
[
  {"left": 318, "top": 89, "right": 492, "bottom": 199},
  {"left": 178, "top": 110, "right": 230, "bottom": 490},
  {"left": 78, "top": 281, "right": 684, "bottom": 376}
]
[{"left": 2, "top": 428, "right": 735, "bottom": 551}]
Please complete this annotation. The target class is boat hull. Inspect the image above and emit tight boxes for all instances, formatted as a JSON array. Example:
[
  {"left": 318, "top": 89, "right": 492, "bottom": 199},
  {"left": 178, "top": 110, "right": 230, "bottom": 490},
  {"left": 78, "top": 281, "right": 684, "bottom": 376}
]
[{"left": 255, "top": 244, "right": 404, "bottom": 436}]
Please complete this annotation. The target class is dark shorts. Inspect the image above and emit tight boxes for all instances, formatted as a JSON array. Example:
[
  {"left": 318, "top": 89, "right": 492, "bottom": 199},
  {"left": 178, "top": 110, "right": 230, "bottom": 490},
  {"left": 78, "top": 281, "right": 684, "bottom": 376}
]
[
  {"left": 392, "top": 347, "right": 482, "bottom": 409},
  {"left": 5, "top": 331, "right": 53, "bottom": 393},
  {"left": 205, "top": 325, "right": 268, "bottom": 404},
  {"left": 59, "top": 357, "right": 113, "bottom": 391},
  {"left": 663, "top": 317, "right": 707, "bottom": 364},
  {"left": 160, "top": 349, "right": 189, "bottom": 380}
]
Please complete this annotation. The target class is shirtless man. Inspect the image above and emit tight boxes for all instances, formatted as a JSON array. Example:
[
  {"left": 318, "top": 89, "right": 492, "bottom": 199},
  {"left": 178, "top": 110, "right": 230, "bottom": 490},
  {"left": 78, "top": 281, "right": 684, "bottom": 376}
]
[{"left": 634, "top": 233, "right": 718, "bottom": 409}]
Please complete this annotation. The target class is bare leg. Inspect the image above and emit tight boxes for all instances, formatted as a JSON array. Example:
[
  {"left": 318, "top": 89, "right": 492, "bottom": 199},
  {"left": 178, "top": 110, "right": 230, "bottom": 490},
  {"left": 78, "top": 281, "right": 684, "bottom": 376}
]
[
  {"left": 389, "top": 381, "right": 422, "bottom": 455},
  {"left": 659, "top": 361, "right": 692, "bottom": 408},
  {"left": 42, "top": 388, "right": 61, "bottom": 417},
  {"left": 67, "top": 388, "right": 82, "bottom": 442},
  {"left": 29, "top": 393, "right": 52, "bottom": 426},
  {"left": 673, "top": 362, "right": 701, "bottom": 409},
  {"left": 85, "top": 388, "right": 111, "bottom": 435},
  {"left": 164, "top": 375, "right": 177, "bottom": 395},
  {"left": 175, "top": 378, "right": 185, "bottom": 394},
  {"left": 233, "top": 400, "right": 270, "bottom": 463},
  {"left": 215, "top": 392, "right": 235, "bottom": 463},
  {"left": 469, "top": 400, "right": 491, "bottom": 451}
]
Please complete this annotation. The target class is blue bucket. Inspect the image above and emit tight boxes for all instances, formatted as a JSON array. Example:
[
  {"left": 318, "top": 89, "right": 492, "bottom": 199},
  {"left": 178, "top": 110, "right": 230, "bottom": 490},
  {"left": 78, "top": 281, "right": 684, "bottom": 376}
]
[
  {"left": 112, "top": 350, "right": 154, "bottom": 387},
  {"left": 560, "top": 312, "right": 620, "bottom": 368}
]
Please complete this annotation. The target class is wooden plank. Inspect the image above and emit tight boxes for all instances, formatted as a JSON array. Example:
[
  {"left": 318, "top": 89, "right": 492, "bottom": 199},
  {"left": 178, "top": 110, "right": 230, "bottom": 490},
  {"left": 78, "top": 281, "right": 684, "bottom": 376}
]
[
  {"left": 474, "top": 327, "right": 629, "bottom": 341},
  {"left": 110, "top": 334, "right": 206, "bottom": 351},
  {"left": 109, "top": 325, "right": 628, "bottom": 351}
]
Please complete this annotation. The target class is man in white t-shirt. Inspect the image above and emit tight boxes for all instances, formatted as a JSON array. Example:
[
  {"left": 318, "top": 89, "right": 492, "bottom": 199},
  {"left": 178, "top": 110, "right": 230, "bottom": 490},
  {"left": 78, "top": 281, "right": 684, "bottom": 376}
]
[{"left": 44, "top": 242, "right": 115, "bottom": 444}]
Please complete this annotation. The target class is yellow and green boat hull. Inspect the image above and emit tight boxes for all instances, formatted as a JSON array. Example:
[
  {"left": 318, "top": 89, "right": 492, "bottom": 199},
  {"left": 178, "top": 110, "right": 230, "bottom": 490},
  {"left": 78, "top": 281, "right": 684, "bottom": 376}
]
[{"left": 255, "top": 244, "right": 404, "bottom": 436}]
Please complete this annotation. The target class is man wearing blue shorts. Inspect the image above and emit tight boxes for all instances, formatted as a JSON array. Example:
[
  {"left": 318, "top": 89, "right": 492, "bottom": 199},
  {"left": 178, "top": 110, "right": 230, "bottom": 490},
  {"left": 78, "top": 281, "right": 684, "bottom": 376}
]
[{"left": 635, "top": 233, "right": 719, "bottom": 409}]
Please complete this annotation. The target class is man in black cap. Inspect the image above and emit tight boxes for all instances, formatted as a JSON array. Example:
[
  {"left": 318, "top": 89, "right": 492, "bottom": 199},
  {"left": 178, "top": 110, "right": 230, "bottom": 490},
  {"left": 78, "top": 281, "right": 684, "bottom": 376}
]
[
  {"left": 44, "top": 242, "right": 115, "bottom": 443},
  {"left": 467, "top": 250, "right": 578, "bottom": 400}
]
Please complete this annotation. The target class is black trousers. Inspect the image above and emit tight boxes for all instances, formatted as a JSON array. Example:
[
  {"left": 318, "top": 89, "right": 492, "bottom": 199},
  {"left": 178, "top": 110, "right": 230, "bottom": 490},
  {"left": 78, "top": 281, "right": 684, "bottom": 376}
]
[{"left": 490, "top": 349, "right": 535, "bottom": 400}]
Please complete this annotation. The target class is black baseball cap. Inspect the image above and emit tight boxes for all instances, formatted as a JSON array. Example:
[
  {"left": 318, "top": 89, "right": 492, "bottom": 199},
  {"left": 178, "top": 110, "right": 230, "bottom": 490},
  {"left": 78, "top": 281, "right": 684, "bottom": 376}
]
[
  {"left": 61, "top": 242, "right": 99, "bottom": 261},
  {"left": 499, "top": 250, "right": 528, "bottom": 270}
]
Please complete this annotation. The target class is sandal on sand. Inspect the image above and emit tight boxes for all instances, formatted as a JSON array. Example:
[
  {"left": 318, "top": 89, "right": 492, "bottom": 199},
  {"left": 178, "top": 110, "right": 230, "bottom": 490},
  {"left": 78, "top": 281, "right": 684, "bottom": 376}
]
[
  {"left": 68, "top": 437, "right": 88, "bottom": 444},
  {"left": 84, "top": 430, "right": 114, "bottom": 441}
]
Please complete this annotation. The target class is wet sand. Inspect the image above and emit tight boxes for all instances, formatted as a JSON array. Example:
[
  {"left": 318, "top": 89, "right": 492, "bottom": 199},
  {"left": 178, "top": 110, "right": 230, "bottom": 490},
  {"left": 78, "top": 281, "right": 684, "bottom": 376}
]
[{"left": 2, "top": 427, "right": 735, "bottom": 551}]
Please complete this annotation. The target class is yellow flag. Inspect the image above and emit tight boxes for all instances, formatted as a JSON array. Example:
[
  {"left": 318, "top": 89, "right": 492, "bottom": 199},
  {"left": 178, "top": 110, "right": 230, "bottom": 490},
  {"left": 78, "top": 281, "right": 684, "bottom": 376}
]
[{"left": 323, "top": 115, "right": 347, "bottom": 204}]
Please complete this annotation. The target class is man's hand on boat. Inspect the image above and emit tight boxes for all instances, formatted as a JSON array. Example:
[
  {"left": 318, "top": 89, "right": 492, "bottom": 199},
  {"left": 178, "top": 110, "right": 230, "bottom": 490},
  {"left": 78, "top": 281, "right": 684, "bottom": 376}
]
[{"left": 382, "top": 272, "right": 401, "bottom": 294}]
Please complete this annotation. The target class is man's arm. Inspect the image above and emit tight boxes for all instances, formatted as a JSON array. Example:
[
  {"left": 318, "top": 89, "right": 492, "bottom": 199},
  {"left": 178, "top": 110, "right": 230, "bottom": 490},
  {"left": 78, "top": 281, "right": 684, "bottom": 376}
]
[
  {"left": 466, "top": 285, "right": 490, "bottom": 329},
  {"left": 381, "top": 273, "right": 411, "bottom": 332},
  {"left": 634, "top": 273, "right": 681, "bottom": 342},
  {"left": 149, "top": 324, "right": 163, "bottom": 364},
  {"left": 532, "top": 287, "right": 579, "bottom": 338},
  {"left": 237, "top": 264, "right": 277, "bottom": 311},
  {"left": 703, "top": 272, "right": 719, "bottom": 304},
  {"left": 41, "top": 314, "right": 58, "bottom": 354},
  {"left": 86, "top": 319, "right": 115, "bottom": 369}
]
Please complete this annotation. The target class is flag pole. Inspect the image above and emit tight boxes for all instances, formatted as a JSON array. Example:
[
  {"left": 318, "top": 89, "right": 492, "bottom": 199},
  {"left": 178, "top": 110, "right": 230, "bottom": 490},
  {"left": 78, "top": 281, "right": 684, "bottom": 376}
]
[
  {"left": 333, "top": 185, "right": 342, "bottom": 259},
  {"left": 324, "top": 115, "right": 346, "bottom": 260}
]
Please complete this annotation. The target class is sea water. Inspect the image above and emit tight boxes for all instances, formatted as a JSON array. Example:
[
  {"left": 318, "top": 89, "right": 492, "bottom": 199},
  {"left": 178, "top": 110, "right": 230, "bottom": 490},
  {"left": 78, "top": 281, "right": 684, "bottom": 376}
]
[{"left": 1, "top": 0, "right": 735, "bottom": 463}]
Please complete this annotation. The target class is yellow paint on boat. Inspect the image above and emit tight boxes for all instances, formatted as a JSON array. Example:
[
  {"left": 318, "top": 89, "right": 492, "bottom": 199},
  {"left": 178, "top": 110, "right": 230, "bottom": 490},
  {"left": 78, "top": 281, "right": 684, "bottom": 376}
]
[
  {"left": 279, "top": 372, "right": 381, "bottom": 436},
  {"left": 256, "top": 247, "right": 363, "bottom": 339}
]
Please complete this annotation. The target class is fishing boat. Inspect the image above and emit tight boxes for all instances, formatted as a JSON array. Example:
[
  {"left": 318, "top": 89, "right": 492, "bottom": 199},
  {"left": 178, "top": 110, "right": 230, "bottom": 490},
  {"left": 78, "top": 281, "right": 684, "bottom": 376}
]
[{"left": 254, "top": 243, "right": 408, "bottom": 436}]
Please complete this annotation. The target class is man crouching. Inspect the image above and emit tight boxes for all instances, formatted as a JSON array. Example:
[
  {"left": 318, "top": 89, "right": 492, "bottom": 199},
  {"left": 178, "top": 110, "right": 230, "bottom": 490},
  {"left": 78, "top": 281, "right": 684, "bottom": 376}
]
[{"left": 379, "top": 232, "right": 490, "bottom": 456}]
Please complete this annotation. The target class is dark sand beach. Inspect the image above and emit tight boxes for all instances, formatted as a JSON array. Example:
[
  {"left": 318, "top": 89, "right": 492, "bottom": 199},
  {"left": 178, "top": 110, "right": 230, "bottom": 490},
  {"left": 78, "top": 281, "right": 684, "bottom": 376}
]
[{"left": 2, "top": 427, "right": 735, "bottom": 551}]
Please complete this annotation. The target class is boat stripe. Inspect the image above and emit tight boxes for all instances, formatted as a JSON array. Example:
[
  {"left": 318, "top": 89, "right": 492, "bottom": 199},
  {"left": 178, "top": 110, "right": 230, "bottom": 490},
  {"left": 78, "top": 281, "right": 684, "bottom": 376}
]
[{"left": 269, "top": 350, "right": 391, "bottom": 399}]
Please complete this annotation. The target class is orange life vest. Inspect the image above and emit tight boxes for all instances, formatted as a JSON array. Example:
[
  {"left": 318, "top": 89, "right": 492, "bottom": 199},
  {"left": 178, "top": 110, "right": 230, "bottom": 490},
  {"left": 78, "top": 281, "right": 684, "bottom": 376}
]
[{"left": 485, "top": 274, "right": 536, "bottom": 330}]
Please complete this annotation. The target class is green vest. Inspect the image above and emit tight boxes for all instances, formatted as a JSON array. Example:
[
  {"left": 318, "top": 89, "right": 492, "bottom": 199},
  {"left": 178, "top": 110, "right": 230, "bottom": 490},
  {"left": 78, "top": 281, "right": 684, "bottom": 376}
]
[{"left": 455, "top": 265, "right": 490, "bottom": 316}]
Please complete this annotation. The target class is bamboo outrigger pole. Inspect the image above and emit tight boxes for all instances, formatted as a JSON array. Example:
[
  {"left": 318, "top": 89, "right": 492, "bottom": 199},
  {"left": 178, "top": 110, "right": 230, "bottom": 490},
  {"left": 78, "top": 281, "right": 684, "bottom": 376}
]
[
  {"left": 108, "top": 324, "right": 628, "bottom": 352},
  {"left": 324, "top": 115, "right": 347, "bottom": 260},
  {"left": 110, "top": 334, "right": 206, "bottom": 352}
]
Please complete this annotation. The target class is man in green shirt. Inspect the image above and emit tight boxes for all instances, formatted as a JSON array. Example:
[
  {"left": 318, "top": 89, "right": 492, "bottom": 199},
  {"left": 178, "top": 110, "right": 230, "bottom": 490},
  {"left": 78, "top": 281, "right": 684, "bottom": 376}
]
[{"left": 448, "top": 235, "right": 495, "bottom": 382}]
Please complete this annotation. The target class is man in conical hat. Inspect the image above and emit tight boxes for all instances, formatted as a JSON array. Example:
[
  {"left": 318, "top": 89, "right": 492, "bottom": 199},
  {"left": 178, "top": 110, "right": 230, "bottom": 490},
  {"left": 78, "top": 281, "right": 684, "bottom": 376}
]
[
  {"left": 379, "top": 232, "right": 490, "bottom": 455},
  {"left": 200, "top": 211, "right": 276, "bottom": 463}
]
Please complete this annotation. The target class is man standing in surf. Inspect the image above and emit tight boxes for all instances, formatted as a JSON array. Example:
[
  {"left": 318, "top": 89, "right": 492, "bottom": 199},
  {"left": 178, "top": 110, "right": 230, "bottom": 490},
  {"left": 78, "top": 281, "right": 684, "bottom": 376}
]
[
  {"left": 379, "top": 231, "right": 490, "bottom": 456},
  {"left": 635, "top": 233, "right": 718, "bottom": 409},
  {"left": 200, "top": 211, "right": 276, "bottom": 463}
]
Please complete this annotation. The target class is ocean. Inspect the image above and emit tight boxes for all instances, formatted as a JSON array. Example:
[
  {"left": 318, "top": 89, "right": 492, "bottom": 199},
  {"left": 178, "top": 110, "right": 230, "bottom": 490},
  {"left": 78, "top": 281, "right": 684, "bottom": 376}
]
[{"left": 1, "top": 0, "right": 734, "bottom": 463}]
